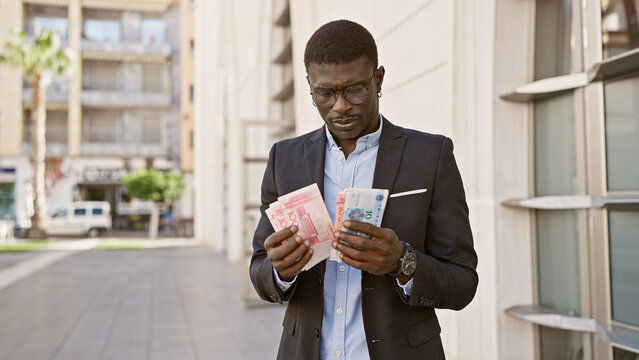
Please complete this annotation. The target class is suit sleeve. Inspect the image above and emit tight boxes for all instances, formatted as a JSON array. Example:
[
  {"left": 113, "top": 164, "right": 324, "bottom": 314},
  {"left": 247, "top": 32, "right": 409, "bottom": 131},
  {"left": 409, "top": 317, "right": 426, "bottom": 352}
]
[
  {"left": 249, "top": 143, "right": 298, "bottom": 303},
  {"left": 407, "top": 137, "right": 478, "bottom": 310}
]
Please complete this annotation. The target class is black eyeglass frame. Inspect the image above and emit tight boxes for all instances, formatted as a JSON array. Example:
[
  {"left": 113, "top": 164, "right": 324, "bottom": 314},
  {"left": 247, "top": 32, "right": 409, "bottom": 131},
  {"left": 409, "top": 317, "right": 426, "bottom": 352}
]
[{"left": 309, "top": 71, "right": 377, "bottom": 108}]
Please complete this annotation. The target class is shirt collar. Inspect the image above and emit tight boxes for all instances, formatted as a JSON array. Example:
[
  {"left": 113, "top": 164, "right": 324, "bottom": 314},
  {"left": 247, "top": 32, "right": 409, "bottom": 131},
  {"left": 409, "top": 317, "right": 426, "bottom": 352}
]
[{"left": 325, "top": 114, "right": 383, "bottom": 151}]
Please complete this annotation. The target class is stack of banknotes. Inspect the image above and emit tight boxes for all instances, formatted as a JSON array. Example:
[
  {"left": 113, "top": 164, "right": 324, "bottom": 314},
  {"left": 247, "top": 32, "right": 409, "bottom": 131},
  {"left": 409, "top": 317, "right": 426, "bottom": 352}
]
[{"left": 265, "top": 183, "right": 388, "bottom": 270}]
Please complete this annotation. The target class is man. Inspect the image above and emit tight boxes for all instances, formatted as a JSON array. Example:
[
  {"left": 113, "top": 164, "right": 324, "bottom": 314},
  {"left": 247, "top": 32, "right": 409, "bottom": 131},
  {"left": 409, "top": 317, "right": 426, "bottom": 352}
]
[{"left": 250, "top": 20, "right": 478, "bottom": 360}]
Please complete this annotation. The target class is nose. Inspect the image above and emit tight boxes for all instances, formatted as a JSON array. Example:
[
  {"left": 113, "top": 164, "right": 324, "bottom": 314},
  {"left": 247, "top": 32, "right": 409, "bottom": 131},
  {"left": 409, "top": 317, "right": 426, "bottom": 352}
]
[{"left": 332, "top": 92, "right": 351, "bottom": 114}]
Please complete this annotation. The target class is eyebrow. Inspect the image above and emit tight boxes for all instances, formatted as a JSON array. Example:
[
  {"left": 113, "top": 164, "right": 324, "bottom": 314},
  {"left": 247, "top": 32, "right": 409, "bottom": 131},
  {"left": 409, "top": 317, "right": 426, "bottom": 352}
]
[{"left": 313, "top": 79, "right": 368, "bottom": 91}]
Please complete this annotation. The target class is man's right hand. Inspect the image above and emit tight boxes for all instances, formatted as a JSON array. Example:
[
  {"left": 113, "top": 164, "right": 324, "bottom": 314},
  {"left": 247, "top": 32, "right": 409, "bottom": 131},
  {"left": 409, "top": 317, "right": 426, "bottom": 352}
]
[{"left": 265, "top": 225, "right": 313, "bottom": 282}]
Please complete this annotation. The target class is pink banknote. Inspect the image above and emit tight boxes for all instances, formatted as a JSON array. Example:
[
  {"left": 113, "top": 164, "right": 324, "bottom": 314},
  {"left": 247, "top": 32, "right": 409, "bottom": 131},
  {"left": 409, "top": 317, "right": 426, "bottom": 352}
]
[{"left": 266, "top": 183, "right": 334, "bottom": 271}]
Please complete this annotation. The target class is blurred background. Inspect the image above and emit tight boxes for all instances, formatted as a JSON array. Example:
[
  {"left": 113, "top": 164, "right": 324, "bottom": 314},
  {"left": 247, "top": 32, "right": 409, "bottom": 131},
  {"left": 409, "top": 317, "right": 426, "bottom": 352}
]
[{"left": 0, "top": 0, "right": 638, "bottom": 359}]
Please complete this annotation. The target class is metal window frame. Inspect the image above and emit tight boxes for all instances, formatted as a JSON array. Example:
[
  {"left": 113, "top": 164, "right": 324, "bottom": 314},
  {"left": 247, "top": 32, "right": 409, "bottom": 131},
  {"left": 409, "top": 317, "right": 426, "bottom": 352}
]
[{"left": 507, "top": 305, "right": 639, "bottom": 354}]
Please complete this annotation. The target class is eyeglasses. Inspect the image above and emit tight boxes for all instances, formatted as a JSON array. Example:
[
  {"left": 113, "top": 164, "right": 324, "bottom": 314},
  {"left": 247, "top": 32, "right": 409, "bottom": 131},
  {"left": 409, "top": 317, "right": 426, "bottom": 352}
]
[{"left": 310, "top": 72, "right": 376, "bottom": 108}]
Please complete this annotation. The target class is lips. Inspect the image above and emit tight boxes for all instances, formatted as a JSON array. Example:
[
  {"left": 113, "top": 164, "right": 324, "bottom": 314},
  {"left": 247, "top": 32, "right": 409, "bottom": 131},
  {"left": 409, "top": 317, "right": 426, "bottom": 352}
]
[{"left": 332, "top": 117, "right": 358, "bottom": 130}]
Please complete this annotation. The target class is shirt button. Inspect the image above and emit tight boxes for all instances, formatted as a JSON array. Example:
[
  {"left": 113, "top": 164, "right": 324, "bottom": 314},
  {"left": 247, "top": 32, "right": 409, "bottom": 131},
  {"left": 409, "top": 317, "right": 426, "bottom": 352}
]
[
  {"left": 338, "top": 155, "right": 344, "bottom": 161},
  {"left": 313, "top": 328, "right": 320, "bottom": 337},
  {"left": 335, "top": 350, "right": 341, "bottom": 357},
  {"left": 336, "top": 308, "right": 343, "bottom": 314},
  {"left": 339, "top": 265, "right": 346, "bottom": 272}
]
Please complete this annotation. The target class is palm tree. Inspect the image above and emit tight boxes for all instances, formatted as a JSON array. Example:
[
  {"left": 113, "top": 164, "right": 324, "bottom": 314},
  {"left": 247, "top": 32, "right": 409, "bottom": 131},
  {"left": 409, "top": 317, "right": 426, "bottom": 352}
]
[{"left": 0, "top": 30, "right": 72, "bottom": 238}]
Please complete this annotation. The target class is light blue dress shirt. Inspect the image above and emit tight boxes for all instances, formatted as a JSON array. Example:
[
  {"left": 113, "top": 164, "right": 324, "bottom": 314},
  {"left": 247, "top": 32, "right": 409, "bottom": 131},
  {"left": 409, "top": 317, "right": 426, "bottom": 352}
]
[
  {"left": 274, "top": 115, "right": 412, "bottom": 359},
  {"left": 319, "top": 118, "right": 382, "bottom": 360}
]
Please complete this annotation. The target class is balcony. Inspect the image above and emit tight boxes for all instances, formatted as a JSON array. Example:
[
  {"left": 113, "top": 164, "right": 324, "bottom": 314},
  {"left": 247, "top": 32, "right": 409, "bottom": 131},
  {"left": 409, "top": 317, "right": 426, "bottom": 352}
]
[
  {"left": 22, "top": 78, "right": 69, "bottom": 108},
  {"left": 80, "top": 109, "right": 167, "bottom": 156},
  {"left": 80, "top": 142, "right": 166, "bottom": 156},
  {"left": 81, "top": 90, "right": 171, "bottom": 108},
  {"left": 81, "top": 40, "right": 171, "bottom": 62}
]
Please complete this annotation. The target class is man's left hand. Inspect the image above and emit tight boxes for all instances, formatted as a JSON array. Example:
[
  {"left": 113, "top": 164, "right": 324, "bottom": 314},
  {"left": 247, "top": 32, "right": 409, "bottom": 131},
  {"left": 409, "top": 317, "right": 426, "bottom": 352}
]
[{"left": 332, "top": 220, "right": 405, "bottom": 276}]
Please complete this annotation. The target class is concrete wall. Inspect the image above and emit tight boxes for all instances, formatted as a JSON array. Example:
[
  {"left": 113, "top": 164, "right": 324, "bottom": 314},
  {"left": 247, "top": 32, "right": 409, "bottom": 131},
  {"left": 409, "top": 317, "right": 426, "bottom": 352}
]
[{"left": 0, "top": 0, "right": 23, "bottom": 156}]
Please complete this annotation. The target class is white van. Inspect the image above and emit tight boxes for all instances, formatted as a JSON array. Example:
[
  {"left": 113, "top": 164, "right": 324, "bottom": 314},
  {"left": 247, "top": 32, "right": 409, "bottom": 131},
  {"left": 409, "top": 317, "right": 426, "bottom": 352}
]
[{"left": 46, "top": 201, "right": 112, "bottom": 238}]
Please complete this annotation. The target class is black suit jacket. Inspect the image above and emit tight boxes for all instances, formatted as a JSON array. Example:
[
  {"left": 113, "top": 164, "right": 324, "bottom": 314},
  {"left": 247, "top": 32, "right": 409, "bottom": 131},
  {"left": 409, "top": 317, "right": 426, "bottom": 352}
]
[{"left": 250, "top": 117, "right": 478, "bottom": 360}]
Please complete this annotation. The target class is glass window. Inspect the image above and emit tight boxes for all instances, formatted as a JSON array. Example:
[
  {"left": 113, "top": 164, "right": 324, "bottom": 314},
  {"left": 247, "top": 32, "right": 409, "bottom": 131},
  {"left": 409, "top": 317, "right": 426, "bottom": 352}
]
[
  {"left": 141, "top": 116, "right": 162, "bottom": 144},
  {"left": 74, "top": 208, "right": 86, "bottom": 216},
  {"left": 535, "top": 0, "right": 573, "bottom": 80},
  {"left": 609, "top": 210, "right": 639, "bottom": 327},
  {"left": 537, "top": 210, "right": 582, "bottom": 315},
  {"left": 53, "top": 209, "right": 67, "bottom": 218},
  {"left": 84, "top": 20, "right": 121, "bottom": 43},
  {"left": 140, "top": 19, "right": 165, "bottom": 45},
  {"left": 82, "top": 110, "right": 121, "bottom": 143},
  {"left": 0, "top": 183, "right": 16, "bottom": 221},
  {"left": 534, "top": 87, "right": 582, "bottom": 357},
  {"left": 535, "top": 92, "right": 578, "bottom": 196},
  {"left": 614, "top": 347, "right": 639, "bottom": 360},
  {"left": 601, "top": 0, "right": 639, "bottom": 58},
  {"left": 23, "top": 110, "right": 68, "bottom": 144},
  {"left": 83, "top": 61, "right": 122, "bottom": 91},
  {"left": 604, "top": 75, "right": 639, "bottom": 191},
  {"left": 29, "top": 17, "right": 69, "bottom": 42},
  {"left": 539, "top": 326, "right": 584, "bottom": 360},
  {"left": 92, "top": 208, "right": 103, "bottom": 216},
  {"left": 142, "top": 64, "right": 164, "bottom": 92}
]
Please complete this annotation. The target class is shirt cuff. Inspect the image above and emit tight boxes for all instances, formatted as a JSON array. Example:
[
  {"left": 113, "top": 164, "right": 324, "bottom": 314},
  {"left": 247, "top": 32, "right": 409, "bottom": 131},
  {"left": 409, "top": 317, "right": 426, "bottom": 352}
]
[
  {"left": 396, "top": 277, "right": 414, "bottom": 297},
  {"left": 273, "top": 267, "right": 297, "bottom": 292}
]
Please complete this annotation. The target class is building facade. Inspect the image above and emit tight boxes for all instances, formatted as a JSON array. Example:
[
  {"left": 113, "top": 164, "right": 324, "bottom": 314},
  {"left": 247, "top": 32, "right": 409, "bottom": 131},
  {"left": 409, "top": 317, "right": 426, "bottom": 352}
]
[
  {"left": 192, "top": 0, "right": 639, "bottom": 358},
  {"left": 0, "top": 0, "right": 185, "bottom": 231}
]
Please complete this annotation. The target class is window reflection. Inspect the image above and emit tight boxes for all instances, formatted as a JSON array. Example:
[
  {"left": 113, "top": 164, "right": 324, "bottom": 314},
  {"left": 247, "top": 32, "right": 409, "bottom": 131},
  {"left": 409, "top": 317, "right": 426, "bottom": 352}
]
[
  {"left": 614, "top": 347, "right": 639, "bottom": 360},
  {"left": 602, "top": 0, "right": 639, "bottom": 58},
  {"left": 84, "top": 20, "right": 121, "bottom": 43},
  {"left": 25, "top": 17, "right": 68, "bottom": 42},
  {"left": 609, "top": 210, "right": 639, "bottom": 328},
  {"left": 140, "top": 19, "right": 165, "bottom": 45},
  {"left": 539, "top": 327, "right": 583, "bottom": 360},
  {"left": 604, "top": 75, "right": 639, "bottom": 190},
  {"left": 535, "top": 0, "right": 573, "bottom": 80}
]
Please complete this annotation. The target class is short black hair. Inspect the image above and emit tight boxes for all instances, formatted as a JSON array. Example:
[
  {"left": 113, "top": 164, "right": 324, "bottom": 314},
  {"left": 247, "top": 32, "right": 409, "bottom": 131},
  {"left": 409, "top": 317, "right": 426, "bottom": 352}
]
[{"left": 304, "top": 20, "right": 378, "bottom": 71}]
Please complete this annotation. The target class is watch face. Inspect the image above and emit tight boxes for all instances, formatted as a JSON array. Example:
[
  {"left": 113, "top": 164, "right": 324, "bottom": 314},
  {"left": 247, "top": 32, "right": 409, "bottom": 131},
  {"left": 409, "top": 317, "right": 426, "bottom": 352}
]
[{"left": 401, "top": 252, "right": 417, "bottom": 276}]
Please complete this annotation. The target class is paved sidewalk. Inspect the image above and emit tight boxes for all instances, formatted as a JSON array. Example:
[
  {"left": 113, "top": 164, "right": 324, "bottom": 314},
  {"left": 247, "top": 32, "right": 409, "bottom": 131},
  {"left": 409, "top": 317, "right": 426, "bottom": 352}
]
[{"left": 0, "top": 246, "right": 285, "bottom": 360}]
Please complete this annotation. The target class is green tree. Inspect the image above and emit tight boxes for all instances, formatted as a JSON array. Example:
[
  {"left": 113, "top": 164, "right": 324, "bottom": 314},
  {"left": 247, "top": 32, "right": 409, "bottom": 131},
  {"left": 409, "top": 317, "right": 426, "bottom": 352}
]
[
  {"left": 0, "top": 30, "right": 73, "bottom": 238},
  {"left": 124, "top": 169, "right": 186, "bottom": 239}
]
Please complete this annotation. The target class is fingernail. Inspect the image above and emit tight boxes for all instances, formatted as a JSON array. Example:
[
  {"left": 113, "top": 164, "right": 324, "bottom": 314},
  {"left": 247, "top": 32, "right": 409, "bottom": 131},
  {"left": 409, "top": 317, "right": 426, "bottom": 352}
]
[
  {"left": 332, "top": 241, "right": 337, "bottom": 248},
  {"left": 304, "top": 240, "right": 310, "bottom": 247},
  {"left": 339, "top": 253, "right": 343, "bottom": 259},
  {"left": 309, "top": 248, "right": 314, "bottom": 254},
  {"left": 295, "top": 236, "right": 303, "bottom": 243},
  {"left": 290, "top": 225, "right": 298, "bottom": 232},
  {"left": 343, "top": 221, "right": 351, "bottom": 227}
]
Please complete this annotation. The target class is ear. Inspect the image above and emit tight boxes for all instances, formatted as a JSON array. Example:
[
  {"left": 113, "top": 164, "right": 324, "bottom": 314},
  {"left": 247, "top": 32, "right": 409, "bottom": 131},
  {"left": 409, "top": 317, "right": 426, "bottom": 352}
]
[{"left": 375, "top": 66, "right": 385, "bottom": 94}]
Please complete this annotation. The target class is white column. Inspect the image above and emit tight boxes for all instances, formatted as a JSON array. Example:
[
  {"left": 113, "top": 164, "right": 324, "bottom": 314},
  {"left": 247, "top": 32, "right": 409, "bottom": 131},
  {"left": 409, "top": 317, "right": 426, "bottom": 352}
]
[
  {"left": 224, "top": 0, "right": 244, "bottom": 262},
  {"left": 0, "top": 0, "right": 23, "bottom": 156},
  {"left": 193, "top": 0, "right": 226, "bottom": 251},
  {"left": 68, "top": 0, "right": 82, "bottom": 156}
]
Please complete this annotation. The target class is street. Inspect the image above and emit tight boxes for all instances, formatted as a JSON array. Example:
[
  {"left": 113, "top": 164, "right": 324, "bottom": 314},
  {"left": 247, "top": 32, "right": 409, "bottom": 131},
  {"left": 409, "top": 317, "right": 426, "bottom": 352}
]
[{"left": 0, "top": 243, "right": 284, "bottom": 360}]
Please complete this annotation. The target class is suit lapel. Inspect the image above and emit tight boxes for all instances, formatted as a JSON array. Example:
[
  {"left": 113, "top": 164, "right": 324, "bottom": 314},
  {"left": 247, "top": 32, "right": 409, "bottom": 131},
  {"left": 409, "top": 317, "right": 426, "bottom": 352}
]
[
  {"left": 303, "top": 126, "right": 328, "bottom": 277},
  {"left": 303, "top": 126, "right": 327, "bottom": 195},
  {"left": 372, "top": 117, "right": 406, "bottom": 193}
]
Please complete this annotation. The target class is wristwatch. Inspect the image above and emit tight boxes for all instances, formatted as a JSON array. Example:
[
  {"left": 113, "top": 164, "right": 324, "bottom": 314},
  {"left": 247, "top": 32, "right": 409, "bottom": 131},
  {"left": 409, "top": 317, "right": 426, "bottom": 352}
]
[{"left": 390, "top": 241, "right": 417, "bottom": 277}]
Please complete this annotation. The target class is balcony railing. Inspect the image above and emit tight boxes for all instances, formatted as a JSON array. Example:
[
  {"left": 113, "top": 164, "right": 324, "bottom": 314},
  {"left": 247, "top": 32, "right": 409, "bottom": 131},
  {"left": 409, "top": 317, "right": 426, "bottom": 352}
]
[
  {"left": 81, "top": 39, "right": 171, "bottom": 59},
  {"left": 81, "top": 90, "right": 171, "bottom": 108}
]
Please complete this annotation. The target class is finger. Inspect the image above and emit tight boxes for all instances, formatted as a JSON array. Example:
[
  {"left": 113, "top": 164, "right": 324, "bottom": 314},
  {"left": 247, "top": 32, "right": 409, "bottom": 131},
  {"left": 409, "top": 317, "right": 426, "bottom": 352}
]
[
  {"left": 269, "top": 235, "right": 304, "bottom": 262},
  {"left": 339, "top": 252, "right": 367, "bottom": 272},
  {"left": 286, "top": 247, "right": 314, "bottom": 275},
  {"left": 277, "top": 239, "right": 311, "bottom": 269},
  {"left": 334, "top": 239, "right": 375, "bottom": 264},
  {"left": 334, "top": 231, "right": 380, "bottom": 252},
  {"left": 342, "top": 221, "right": 386, "bottom": 238},
  {"left": 265, "top": 225, "right": 298, "bottom": 248}
]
